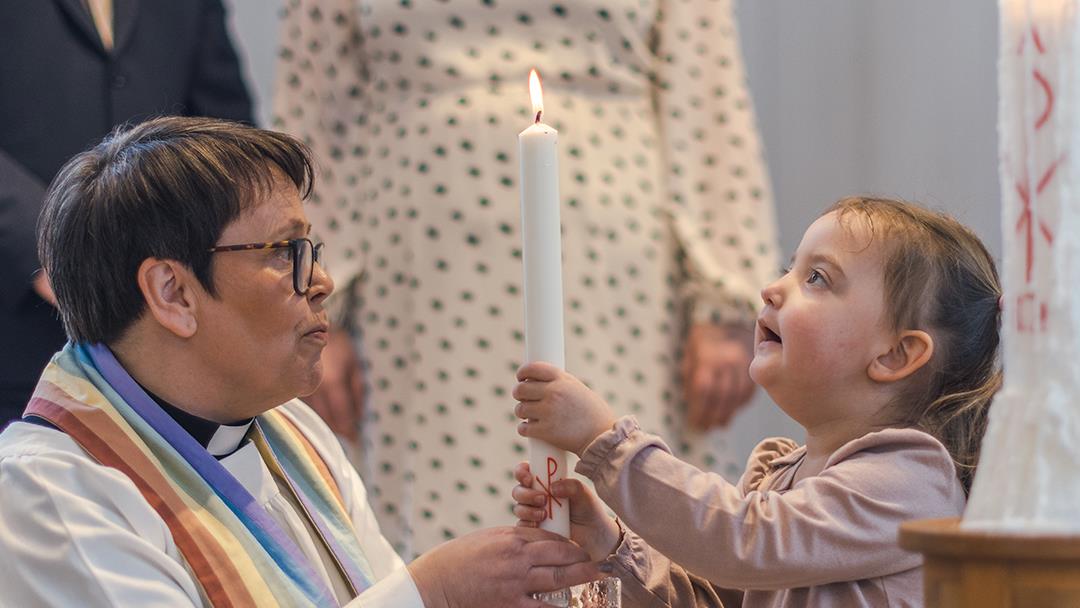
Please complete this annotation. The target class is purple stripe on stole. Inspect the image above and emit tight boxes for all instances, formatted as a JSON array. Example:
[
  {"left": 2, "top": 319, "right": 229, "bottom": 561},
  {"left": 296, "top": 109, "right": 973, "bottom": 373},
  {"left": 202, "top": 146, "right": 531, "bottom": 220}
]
[{"left": 84, "top": 343, "right": 336, "bottom": 606}]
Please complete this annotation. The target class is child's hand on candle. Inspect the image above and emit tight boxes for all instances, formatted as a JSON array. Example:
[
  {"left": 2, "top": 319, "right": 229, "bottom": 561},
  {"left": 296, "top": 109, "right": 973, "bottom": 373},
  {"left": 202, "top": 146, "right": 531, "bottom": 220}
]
[
  {"left": 512, "top": 462, "right": 622, "bottom": 562},
  {"left": 513, "top": 361, "right": 618, "bottom": 456}
]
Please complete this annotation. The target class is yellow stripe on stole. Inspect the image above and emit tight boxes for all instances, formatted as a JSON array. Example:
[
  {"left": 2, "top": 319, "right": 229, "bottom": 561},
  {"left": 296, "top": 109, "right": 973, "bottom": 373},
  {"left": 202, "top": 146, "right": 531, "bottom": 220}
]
[{"left": 267, "top": 408, "right": 352, "bottom": 520}]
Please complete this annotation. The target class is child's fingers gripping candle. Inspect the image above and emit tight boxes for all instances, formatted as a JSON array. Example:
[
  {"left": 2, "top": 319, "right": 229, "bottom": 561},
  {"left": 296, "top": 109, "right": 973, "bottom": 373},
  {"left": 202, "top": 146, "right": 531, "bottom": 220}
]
[
  {"left": 515, "top": 402, "right": 563, "bottom": 451},
  {"left": 513, "top": 392, "right": 559, "bottom": 447},
  {"left": 512, "top": 363, "right": 558, "bottom": 443},
  {"left": 512, "top": 462, "right": 550, "bottom": 527},
  {"left": 512, "top": 378, "right": 548, "bottom": 402},
  {"left": 516, "top": 361, "right": 562, "bottom": 382},
  {"left": 513, "top": 462, "right": 624, "bottom": 562},
  {"left": 514, "top": 400, "right": 545, "bottom": 423}
]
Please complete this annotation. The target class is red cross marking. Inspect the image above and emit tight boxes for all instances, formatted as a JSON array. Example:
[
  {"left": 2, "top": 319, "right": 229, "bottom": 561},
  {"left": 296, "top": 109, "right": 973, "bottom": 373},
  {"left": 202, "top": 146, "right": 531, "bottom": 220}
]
[{"left": 1015, "top": 157, "right": 1060, "bottom": 284}]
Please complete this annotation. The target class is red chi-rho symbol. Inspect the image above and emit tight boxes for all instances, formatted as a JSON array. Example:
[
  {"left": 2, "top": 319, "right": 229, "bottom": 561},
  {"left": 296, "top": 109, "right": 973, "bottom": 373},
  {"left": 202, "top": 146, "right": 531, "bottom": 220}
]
[{"left": 534, "top": 457, "right": 563, "bottom": 521}]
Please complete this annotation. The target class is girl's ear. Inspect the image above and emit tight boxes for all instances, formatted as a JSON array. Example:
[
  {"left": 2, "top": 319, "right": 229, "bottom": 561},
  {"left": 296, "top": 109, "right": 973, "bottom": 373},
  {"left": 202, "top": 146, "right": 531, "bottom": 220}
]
[
  {"left": 868, "top": 330, "right": 934, "bottom": 383},
  {"left": 137, "top": 258, "right": 200, "bottom": 339}
]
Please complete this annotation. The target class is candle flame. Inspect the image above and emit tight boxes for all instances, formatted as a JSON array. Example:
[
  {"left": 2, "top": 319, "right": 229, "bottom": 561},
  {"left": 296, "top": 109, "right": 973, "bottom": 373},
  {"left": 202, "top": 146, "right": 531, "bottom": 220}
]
[{"left": 529, "top": 69, "right": 543, "bottom": 123}]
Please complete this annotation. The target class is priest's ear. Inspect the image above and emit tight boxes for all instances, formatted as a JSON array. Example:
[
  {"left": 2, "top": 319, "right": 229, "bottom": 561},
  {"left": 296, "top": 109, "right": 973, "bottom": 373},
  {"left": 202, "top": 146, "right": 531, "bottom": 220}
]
[
  {"left": 867, "top": 330, "right": 934, "bottom": 384},
  {"left": 136, "top": 258, "right": 200, "bottom": 339}
]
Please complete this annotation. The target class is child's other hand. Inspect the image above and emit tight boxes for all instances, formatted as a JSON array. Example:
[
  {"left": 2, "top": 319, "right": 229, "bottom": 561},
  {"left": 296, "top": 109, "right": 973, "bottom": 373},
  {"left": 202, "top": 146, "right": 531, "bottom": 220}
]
[
  {"left": 512, "top": 462, "right": 622, "bottom": 562},
  {"left": 513, "top": 362, "right": 618, "bottom": 456}
]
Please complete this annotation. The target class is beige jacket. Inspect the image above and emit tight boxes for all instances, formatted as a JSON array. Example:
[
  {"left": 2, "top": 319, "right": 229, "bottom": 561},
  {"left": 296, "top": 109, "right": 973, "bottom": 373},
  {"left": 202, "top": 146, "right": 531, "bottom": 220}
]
[{"left": 578, "top": 417, "right": 966, "bottom": 607}]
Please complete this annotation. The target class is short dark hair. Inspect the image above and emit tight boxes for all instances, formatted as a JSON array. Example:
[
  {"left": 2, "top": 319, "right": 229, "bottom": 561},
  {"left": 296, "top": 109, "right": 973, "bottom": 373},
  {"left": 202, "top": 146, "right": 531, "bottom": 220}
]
[{"left": 38, "top": 116, "right": 314, "bottom": 344}]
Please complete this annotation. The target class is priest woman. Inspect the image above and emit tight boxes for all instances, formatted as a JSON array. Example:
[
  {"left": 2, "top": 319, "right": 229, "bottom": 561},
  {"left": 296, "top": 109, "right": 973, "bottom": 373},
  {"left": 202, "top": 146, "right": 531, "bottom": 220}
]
[{"left": 0, "top": 116, "right": 601, "bottom": 607}]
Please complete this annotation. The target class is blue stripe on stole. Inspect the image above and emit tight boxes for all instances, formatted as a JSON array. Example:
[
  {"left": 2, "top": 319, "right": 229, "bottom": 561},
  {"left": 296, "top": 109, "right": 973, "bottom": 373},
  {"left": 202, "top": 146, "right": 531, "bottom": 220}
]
[
  {"left": 79, "top": 343, "right": 338, "bottom": 607},
  {"left": 259, "top": 418, "right": 375, "bottom": 593}
]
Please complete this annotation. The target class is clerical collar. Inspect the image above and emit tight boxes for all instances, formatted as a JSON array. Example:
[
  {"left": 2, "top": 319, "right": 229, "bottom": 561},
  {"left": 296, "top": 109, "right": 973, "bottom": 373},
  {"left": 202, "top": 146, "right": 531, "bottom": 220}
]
[{"left": 140, "top": 385, "right": 254, "bottom": 458}]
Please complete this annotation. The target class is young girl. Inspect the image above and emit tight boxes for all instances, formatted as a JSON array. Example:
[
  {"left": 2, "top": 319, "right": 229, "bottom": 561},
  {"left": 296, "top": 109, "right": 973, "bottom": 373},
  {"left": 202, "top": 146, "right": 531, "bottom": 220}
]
[{"left": 512, "top": 197, "right": 1001, "bottom": 607}]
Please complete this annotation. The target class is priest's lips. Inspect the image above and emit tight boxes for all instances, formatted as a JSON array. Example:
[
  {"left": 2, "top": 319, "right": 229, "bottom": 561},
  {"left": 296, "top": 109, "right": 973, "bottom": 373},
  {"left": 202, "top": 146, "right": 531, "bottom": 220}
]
[{"left": 302, "top": 321, "right": 330, "bottom": 345}]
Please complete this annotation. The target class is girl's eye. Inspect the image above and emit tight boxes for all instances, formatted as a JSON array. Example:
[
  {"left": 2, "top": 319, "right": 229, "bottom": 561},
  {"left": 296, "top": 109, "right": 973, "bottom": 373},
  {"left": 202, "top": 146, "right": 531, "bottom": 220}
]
[{"left": 807, "top": 269, "right": 826, "bottom": 285}]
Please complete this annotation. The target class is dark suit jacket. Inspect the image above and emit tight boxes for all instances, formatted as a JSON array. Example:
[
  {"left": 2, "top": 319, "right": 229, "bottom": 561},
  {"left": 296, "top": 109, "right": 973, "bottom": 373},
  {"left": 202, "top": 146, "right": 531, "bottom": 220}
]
[{"left": 0, "top": 0, "right": 253, "bottom": 423}]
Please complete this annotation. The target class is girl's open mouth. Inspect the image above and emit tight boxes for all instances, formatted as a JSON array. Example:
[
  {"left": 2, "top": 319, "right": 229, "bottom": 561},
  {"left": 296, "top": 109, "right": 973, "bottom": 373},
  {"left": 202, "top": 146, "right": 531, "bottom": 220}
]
[{"left": 758, "top": 320, "right": 782, "bottom": 344}]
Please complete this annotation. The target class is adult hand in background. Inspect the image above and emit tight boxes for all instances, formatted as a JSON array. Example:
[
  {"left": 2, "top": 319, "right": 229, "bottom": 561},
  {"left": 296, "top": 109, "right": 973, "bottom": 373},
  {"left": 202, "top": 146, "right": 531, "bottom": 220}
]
[
  {"left": 681, "top": 322, "right": 756, "bottom": 431},
  {"left": 307, "top": 327, "right": 365, "bottom": 442},
  {"left": 407, "top": 526, "right": 606, "bottom": 608}
]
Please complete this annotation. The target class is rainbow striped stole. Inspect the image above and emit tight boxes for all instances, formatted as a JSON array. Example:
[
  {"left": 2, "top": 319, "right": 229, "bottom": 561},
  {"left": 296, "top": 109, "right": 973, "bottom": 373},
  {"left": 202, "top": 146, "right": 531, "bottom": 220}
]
[{"left": 24, "top": 343, "right": 374, "bottom": 607}]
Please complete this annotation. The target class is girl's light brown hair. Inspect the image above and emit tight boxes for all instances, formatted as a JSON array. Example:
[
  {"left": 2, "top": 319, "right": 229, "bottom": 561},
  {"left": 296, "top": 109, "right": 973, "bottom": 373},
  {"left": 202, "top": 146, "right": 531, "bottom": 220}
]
[{"left": 830, "top": 196, "right": 1001, "bottom": 494}]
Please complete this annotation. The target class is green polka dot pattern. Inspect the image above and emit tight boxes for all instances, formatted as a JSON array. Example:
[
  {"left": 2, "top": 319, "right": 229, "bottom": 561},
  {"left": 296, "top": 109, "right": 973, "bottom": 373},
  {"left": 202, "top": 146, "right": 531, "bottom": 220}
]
[{"left": 274, "top": 0, "right": 779, "bottom": 559}]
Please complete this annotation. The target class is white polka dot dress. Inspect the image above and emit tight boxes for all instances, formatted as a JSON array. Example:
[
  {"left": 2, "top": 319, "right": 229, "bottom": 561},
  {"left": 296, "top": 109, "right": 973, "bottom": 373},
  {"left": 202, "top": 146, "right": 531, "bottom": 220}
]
[{"left": 274, "top": 0, "right": 779, "bottom": 558}]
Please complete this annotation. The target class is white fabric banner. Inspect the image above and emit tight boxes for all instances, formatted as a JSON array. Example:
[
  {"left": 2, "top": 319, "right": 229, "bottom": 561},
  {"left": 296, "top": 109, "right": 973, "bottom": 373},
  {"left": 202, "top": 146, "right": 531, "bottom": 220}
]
[{"left": 965, "top": 0, "right": 1080, "bottom": 532}]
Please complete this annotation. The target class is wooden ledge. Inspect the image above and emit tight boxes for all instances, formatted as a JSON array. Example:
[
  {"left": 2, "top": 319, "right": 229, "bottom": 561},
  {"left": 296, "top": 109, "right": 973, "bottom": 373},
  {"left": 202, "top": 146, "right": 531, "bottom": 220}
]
[{"left": 900, "top": 517, "right": 1080, "bottom": 560}]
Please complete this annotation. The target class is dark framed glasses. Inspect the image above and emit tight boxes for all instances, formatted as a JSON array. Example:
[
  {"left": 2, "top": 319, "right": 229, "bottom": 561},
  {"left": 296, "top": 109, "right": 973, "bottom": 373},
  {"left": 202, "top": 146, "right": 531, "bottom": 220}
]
[{"left": 208, "top": 237, "right": 325, "bottom": 295}]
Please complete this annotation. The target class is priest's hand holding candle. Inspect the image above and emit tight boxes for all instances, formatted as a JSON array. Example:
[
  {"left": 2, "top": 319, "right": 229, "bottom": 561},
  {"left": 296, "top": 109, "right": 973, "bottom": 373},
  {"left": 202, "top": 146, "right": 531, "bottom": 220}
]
[{"left": 517, "top": 69, "right": 570, "bottom": 537}]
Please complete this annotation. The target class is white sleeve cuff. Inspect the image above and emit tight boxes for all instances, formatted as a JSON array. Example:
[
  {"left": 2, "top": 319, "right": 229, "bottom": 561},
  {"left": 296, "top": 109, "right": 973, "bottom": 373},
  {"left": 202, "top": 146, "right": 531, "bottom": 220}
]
[{"left": 345, "top": 566, "right": 424, "bottom": 608}]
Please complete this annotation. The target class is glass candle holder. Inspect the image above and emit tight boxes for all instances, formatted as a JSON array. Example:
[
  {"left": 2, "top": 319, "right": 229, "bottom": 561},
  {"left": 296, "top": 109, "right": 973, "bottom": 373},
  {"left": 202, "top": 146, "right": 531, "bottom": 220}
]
[{"left": 533, "top": 576, "right": 621, "bottom": 607}]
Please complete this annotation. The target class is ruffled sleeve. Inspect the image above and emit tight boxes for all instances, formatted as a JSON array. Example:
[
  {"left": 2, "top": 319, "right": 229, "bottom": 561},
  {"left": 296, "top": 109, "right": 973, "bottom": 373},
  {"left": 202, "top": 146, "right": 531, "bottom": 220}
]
[
  {"left": 578, "top": 418, "right": 965, "bottom": 590},
  {"left": 735, "top": 436, "right": 801, "bottom": 494}
]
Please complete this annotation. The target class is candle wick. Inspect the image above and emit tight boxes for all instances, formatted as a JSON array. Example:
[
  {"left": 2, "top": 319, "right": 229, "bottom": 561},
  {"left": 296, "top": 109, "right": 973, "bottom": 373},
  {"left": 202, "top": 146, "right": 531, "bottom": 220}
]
[{"left": 535, "top": 110, "right": 542, "bottom": 124}]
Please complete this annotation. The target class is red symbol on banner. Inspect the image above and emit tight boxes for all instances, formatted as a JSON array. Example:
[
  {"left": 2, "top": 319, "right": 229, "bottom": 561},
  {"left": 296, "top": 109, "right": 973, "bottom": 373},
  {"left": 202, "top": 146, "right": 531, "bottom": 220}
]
[
  {"left": 1016, "top": 24, "right": 1046, "bottom": 56},
  {"left": 1011, "top": 25, "right": 1062, "bottom": 289},
  {"left": 1014, "top": 158, "right": 1059, "bottom": 284},
  {"left": 1016, "top": 291, "right": 1049, "bottom": 333},
  {"left": 1033, "top": 69, "right": 1055, "bottom": 129},
  {"left": 534, "top": 457, "right": 563, "bottom": 521}
]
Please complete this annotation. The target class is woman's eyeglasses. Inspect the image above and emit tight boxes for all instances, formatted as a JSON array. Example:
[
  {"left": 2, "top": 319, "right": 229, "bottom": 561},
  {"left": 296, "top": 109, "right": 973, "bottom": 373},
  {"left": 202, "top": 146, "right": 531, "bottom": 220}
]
[{"left": 208, "top": 238, "right": 325, "bottom": 295}]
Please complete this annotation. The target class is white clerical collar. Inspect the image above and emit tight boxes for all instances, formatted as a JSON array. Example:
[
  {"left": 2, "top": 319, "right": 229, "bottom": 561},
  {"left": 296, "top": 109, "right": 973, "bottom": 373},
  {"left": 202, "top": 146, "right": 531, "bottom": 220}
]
[
  {"left": 206, "top": 420, "right": 256, "bottom": 457},
  {"left": 137, "top": 382, "right": 255, "bottom": 458}
]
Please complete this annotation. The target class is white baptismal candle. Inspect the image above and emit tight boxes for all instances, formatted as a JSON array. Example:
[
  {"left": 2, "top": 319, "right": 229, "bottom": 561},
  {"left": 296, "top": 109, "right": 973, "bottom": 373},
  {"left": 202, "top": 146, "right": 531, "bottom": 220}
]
[{"left": 518, "top": 69, "right": 570, "bottom": 537}]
